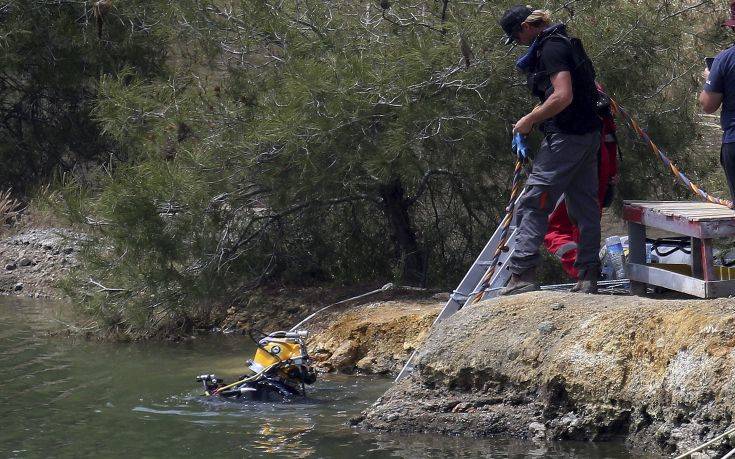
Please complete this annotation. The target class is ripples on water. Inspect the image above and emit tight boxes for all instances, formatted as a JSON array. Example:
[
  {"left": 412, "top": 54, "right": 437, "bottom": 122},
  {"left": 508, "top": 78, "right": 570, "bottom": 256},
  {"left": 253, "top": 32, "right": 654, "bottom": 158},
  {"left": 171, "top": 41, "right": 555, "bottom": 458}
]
[{"left": 0, "top": 297, "right": 647, "bottom": 458}]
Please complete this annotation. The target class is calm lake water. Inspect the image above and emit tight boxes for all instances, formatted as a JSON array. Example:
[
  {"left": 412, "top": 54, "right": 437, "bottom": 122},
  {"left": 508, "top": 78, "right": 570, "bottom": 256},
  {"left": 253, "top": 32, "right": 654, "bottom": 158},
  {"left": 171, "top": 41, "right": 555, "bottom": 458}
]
[{"left": 0, "top": 296, "right": 651, "bottom": 458}]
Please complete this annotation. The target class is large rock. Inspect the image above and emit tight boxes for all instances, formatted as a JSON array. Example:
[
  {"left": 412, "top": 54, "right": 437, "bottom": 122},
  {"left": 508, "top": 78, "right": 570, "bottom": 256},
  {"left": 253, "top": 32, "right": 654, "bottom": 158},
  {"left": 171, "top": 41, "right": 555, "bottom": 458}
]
[{"left": 355, "top": 291, "right": 735, "bottom": 456}]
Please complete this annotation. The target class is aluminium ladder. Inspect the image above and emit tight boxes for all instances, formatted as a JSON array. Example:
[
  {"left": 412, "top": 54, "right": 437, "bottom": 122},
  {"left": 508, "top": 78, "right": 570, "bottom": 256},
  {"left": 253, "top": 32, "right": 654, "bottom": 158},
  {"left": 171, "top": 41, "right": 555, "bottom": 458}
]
[{"left": 395, "top": 189, "right": 528, "bottom": 382}]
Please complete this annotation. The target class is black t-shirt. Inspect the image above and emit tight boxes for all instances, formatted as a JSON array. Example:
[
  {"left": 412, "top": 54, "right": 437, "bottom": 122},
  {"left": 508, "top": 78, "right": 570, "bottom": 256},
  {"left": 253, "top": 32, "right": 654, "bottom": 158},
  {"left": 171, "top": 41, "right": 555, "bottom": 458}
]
[{"left": 532, "top": 37, "right": 601, "bottom": 135}]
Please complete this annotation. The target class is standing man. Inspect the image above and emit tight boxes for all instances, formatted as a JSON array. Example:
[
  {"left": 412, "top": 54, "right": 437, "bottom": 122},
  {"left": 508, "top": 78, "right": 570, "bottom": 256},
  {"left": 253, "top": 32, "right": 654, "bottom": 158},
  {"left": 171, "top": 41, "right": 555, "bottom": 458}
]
[
  {"left": 498, "top": 6, "right": 602, "bottom": 295},
  {"left": 700, "top": 1, "right": 735, "bottom": 207},
  {"left": 543, "top": 102, "right": 618, "bottom": 280}
]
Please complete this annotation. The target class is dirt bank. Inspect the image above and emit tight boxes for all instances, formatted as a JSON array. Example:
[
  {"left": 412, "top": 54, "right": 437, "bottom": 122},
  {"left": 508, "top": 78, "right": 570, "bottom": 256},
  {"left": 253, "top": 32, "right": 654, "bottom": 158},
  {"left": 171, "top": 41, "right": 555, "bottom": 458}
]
[
  {"left": 0, "top": 228, "right": 85, "bottom": 299},
  {"left": 219, "top": 286, "right": 443, "bottom": 375},
  {"left": 306, "top": 299, "right": 441, "bottom": 375},
  {"left": 354, "top": 291, "right": 735, "bottom": 457}
]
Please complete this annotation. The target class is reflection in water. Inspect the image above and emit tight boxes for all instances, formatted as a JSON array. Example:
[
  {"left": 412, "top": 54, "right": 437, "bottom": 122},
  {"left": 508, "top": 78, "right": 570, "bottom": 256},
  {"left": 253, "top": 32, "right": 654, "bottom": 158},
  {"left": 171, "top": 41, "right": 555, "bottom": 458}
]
[
  {"left": 0, "top": 297, "right": 647, "bottom": 458},
  {"left": 252, "top": 421, "right": 314, "bottom": 456},
  {"left": 368, "top": 433, "right": 630, "bottom": 458}
]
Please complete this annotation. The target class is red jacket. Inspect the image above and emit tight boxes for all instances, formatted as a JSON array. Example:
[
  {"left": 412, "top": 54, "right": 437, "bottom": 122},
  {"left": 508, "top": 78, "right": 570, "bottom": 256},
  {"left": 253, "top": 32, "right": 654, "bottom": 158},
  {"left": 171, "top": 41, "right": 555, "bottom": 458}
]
[{"left": 543, "top": 112, "right": 618, "bottom": 279}]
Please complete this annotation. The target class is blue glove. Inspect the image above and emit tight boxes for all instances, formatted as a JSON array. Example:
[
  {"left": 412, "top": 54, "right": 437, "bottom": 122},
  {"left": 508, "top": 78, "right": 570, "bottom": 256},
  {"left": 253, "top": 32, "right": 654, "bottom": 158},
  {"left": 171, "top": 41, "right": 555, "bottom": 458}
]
[{"left": 512, "top": 133, "right": 528, "bottom": 160}]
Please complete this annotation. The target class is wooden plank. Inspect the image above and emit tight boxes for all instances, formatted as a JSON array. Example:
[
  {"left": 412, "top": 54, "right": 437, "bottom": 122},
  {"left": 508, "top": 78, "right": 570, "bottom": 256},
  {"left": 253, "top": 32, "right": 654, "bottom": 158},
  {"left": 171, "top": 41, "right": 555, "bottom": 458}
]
[
  {"left": 647, "top": 209, "right": 734, "bottom": 218},
  {"left": 681, "top": 216, "right": 734, "bottom": 221},
  {"left": 625, "top": 200, "right": 734, "bottom": 216},
  {"left": 692, "top": 238, "right": 703, "bottom": 279},
  {"left": 675, "top": 209, "right": 734, "bottom": 215},
  {"left": 630, "top": 203, "right": 701, "bottom": 209},
  {"left": 701, "top": 238, "right": 716, "bottom": 282},
  {"left": 672, "top": 214, "right": 719, "bottom": 220},
  {"left": 626, "top": 207, "right": 735, "bottom": 238},
  {"left": 623, "top": 204, "right": 644, "bottom": 224},
  {"left": 632, "top": 208, "right": 702, "bottom": 237},
  {"left": 686, "top": 214, "right": 735, "bottom": 218},
  {"left": 697, "top": 220, "right": 735, "bottom": 238},
  {"left": 680, "top": 209, "right": 735, "bottom": 215},
  {"left": 686, "top": 216, "right": 735, "bottom": 222},
  {"left": 627, "top": 200, "right": 716, "bottom": 206},
  {"left": 627, "top": 263, "right": 706, "bottom": 298},
  {"left": 623, "top": 200, "right": 735, "bottom": 242}
]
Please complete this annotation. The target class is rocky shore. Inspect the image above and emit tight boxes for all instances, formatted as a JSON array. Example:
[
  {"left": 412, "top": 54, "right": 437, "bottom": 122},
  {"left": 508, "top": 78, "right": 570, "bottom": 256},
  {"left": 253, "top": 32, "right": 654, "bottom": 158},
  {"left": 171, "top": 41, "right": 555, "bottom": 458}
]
[
  {"left": 0, "top": 228, "right": 85, "bottom": 298},
  {"left": 6, "top": 227, "right": 735, "bottom": 456},
  {"left": 0, "top": 226, "right": 444, "bottom": 369},
  {"left": 219, "top": 286, "right": 443, "bottom": 375},
  {"left": 354, "top": 291, "right": 735, "bottom": 457},
  {"left": 306, "top": 299, "right": 441, "bottom": 375}
]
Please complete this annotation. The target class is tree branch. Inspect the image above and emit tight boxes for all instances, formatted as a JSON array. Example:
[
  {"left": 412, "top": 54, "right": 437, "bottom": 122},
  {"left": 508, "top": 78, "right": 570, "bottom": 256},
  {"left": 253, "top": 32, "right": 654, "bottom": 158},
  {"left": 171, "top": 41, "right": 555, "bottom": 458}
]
[
  {"left": 405, "top": 169, "right": 453, "bottom": 207},
  {"left": 88, "top": 277, "right": 126, "bottom": 293},
  {"left": 660, "top": 0, "right": 712, "bottom": 21},
  {"left": 440, "top": 0, "right": 449, "bottom": 35}
]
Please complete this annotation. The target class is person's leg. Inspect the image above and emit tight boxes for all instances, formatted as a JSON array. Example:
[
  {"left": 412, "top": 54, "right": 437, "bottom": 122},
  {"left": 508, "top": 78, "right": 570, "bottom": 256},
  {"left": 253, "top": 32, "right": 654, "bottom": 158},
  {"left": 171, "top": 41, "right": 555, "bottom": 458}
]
[
  {"left": 564, "top": 131, "right": 601, "bottom": 286},
  {"left": 720, "top": 142, "right": 735, "bottom": 205},
  {"left": 501, "top": 184, "right": 565, "bottom": 295},
  {"left": 503, "top": 134, "right": 576, "bottom": 295},
  {"left": 544, "top": 201, "right": 580, "bottom": 279},
  {"left": 509, "top": 184, "right": 565, "bottom": 274}
]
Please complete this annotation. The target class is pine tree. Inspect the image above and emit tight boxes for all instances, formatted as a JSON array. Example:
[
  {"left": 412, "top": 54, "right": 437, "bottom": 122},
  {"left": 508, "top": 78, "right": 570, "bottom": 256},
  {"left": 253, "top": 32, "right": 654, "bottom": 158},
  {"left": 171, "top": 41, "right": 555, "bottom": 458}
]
[{"left": 49, "top": 0, "right": 729, "bottom": 337}]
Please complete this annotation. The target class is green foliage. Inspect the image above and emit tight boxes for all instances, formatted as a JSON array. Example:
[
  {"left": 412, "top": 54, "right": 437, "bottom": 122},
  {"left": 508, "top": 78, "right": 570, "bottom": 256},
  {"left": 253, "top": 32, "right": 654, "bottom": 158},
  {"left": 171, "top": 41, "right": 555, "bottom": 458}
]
[
  {"left": 48, "top": 0, "right": 728, "bottom": 337},
  {"left": 0, "top": 0, "right": 170, "bottom": 193}
]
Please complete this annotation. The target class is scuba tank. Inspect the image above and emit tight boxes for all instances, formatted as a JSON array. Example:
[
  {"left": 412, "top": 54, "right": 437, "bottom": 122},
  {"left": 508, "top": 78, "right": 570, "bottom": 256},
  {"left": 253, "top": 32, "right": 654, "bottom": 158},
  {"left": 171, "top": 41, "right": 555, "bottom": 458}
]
[{"left": 196, "top": 330, "right": 317, "bottom": 401}]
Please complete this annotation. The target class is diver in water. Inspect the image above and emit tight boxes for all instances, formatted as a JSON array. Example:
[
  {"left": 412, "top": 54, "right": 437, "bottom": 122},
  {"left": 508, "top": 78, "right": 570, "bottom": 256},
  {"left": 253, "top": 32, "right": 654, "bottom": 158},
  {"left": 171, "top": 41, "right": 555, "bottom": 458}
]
[{"left": 196, "top": 330, "right": 317, "bottom": 401}]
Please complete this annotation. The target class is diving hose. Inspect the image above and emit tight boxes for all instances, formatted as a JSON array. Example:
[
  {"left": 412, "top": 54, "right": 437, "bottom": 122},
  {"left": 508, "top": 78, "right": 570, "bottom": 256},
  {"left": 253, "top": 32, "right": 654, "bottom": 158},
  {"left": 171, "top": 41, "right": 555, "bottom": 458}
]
[
  {"left": 288, "top": 282, "right": 394, "bottom": 332},
  {"left": 212, "top": 361, "right": 282, "bottom": 395},
  {"left": 207, "top": 284, "right": 395, "bottom": 397}
]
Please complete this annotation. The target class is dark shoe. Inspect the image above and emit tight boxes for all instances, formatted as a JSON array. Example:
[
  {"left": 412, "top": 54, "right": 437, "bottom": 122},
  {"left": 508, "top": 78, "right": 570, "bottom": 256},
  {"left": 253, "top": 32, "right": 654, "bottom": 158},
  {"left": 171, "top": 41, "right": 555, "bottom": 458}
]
[
  {"left": 571, "top": 268, "right": 598, "bottom": 294},
  {"left": 500, "top": 269, "right": 539, "bottom": 296}
]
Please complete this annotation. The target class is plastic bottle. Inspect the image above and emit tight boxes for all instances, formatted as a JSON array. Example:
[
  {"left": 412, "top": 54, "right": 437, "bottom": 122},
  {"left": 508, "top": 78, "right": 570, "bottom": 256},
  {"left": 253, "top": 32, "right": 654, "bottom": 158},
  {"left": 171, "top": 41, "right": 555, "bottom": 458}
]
[
  {"left": 646, "top": 242, "right": 655, "bottom": 263},
  {"left": 605, "top": 236, "right": 626, "bottom": 279},
  {"left": 600, "top": 260, "right": 614, "bottom": 280}
]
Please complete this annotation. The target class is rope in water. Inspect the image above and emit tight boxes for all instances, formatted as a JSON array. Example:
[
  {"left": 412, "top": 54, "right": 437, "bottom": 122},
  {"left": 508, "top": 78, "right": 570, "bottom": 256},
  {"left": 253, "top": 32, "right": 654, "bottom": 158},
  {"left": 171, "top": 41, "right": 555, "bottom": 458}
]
[
  {"left": 609, "top": 96, "right": 733, "bottom": 208},
  {"left": 469, "top": 157, "right": 526, "bottom": 304}
]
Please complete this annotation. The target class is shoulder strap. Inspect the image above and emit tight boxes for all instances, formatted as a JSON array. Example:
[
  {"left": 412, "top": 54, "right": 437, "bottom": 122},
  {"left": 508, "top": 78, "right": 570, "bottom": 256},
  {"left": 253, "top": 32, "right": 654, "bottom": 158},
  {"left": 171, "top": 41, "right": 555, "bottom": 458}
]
[
  {"left": 534, "top": 33, "right": 573, "bottom": 65},
  {"left": 538, "top": 32, "right": 572, "bottom": 48}
]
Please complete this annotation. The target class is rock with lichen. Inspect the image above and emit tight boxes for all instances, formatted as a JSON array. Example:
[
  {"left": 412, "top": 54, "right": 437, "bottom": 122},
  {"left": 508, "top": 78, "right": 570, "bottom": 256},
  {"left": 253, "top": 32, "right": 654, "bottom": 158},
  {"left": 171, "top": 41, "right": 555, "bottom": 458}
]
[
  {"left": 307, "top": 300, "right": 440, "bottom": 375},
  {"left": 354, "top": 291, "right": 735, "bottom": 456}
]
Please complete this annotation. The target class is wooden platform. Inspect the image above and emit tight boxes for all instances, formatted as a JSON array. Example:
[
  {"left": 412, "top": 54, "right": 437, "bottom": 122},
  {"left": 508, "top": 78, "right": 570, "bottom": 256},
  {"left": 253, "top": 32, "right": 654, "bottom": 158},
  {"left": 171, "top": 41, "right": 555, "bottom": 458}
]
[
  {"left": 623, "top": 201, "right": 735, "bottom": 298},
  {"left": 623, "top": 201, "right": 735, "bottom": 238}
]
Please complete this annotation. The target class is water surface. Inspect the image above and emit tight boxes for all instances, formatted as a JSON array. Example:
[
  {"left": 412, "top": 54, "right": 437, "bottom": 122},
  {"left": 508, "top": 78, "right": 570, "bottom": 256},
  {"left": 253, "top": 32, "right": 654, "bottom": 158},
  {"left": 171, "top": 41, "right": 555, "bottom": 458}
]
[{"left": 0, "top": 297, "right": 650, "bottom": 458}]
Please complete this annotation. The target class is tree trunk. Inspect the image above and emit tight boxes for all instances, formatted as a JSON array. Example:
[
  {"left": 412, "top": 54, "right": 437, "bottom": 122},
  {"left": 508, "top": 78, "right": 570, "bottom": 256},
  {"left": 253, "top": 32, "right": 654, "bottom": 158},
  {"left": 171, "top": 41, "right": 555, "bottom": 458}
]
[{"left": 378, "top": 177, "right": 426, "bottom": 286}]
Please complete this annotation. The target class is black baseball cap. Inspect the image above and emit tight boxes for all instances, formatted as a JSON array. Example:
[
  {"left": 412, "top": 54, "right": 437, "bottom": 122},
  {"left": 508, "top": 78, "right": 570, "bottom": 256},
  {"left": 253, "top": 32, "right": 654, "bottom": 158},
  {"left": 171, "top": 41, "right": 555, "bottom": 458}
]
[{"left": 499, "top": 5, "right": 533, "bottom": 44}]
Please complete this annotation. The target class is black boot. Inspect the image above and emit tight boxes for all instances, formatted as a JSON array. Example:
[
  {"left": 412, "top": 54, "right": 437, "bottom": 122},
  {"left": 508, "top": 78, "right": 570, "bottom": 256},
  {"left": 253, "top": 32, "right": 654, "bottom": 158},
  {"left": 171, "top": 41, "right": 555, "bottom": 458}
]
[
  {"left": 570, "top": 267, "right": 598, "bottom": 294},
  {"left": 500, "top": 268, "right": 539, "bottom": 296}
]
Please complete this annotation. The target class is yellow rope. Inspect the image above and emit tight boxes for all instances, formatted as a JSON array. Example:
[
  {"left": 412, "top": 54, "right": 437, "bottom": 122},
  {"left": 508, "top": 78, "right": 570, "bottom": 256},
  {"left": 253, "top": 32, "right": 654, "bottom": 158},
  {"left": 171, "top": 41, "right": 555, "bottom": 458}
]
[
  {"left": 212, "top": 362, "right": 281, "bottom": 395},
  {"left": 609, "top": 95, "right": 733, "bottom": 208}
]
